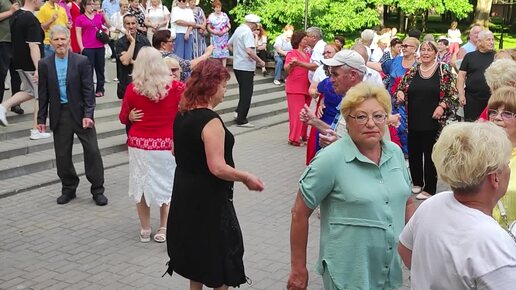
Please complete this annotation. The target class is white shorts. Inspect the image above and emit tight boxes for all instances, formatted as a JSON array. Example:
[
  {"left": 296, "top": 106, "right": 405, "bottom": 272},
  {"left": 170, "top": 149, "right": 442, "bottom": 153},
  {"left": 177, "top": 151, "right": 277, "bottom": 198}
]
[{"left": 16, "top": 70, "right": 38, "bottom": 99}]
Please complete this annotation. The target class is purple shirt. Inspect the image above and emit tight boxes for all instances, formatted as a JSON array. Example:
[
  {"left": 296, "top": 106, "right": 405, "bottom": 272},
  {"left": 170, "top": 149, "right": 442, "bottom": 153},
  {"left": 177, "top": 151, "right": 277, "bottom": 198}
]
[
  {"left": 75, "top": 14, "right": 105, "bottom": 49},
  {"left": 58, "top": 0, "right": 72, "bottom": 22}
]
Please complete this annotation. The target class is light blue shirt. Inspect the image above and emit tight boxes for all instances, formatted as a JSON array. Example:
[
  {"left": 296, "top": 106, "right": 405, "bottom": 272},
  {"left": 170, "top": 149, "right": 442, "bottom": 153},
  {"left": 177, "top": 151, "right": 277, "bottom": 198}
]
[
  {"left": 228, "top": 24, "right": 256, "bottom": 72},
  {"left": 102, "top": 0, "right": 120, "bottom": 18},
  {"left": 299, "top": 134, "right": 411, "bottom": 289},
  {"left": 55, "top": 56, "right": 68, "bottom": 104}
]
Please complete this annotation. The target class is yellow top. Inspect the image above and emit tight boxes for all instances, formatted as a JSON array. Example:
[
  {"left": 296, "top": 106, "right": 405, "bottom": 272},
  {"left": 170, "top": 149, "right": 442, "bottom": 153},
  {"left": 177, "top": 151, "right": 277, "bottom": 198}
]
[
  {"left": 37, "top": 2, "right": 69, "bottom": 44},
  {"left": 493, "top": 147, "right": 516, "bottom": 226}
]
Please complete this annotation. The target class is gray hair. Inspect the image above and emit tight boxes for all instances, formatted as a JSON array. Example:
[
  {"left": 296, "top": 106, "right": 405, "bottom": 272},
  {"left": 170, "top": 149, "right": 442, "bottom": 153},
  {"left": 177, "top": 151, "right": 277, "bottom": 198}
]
[
  {"left": 360, "top": 29, "right": 375, "bottom": 46},
  {"left": 306, "top": 27, "right": 322, "bottom": 40},
  {"left": 477, "top": 30, "right": 493, "bottom": 41},
  {"left": 49, "top": 25, "right": 70, "bottom": 40}
]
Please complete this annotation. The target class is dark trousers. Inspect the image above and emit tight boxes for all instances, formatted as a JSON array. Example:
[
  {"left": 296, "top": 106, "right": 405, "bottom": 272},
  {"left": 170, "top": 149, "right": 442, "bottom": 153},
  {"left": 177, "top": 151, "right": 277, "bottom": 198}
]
[
  {"left": 464, "top": 96, "right": 488, "bottom": 122},
  {"left": 0, "top": 42, "right": 21, "bottom": 102},
  {"left": 53, "top": 105, "right": 104, "bottom": 196},
  {"left": 108, "top": 39, "right": 116, "bottom": 59},
  {"left": 82, "top": 47, "right": 105, "bottom": 94},
  {"left": 408, "top": 130, "right": 438, "bottom": 195},
  {"left": 234, "top": 69, "right": 254, "bottom": 124}
]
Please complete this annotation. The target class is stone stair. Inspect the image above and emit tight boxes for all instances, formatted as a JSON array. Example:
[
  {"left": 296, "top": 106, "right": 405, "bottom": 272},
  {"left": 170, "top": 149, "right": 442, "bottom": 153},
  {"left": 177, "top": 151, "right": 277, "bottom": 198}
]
[{"left": 0, "top": 63, "right": 288, "bottom": 198}]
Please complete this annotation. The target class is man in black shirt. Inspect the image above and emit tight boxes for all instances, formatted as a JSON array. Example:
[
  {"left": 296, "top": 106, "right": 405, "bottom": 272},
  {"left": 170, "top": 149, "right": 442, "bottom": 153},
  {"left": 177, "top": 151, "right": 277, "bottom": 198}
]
[
  {"left": 115, "top": 13, "right": 150, "bottom": 100},
  {"left": 457, "top": 30, "right": 496, "bottom": 121},
  {"left": 0, "top": 0, "right": 51, "bottom": 140}
]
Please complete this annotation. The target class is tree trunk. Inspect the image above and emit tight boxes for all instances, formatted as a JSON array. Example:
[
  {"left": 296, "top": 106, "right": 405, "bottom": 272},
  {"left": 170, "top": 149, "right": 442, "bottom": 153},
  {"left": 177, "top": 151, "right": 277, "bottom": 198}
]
[
  {"left": 399, "top": 10, "right": 405, "bottom": 32},
  {"left": 422, "top": 11, "right": 428, "bottom": 32},
  {"left": 473, "top": 0, "right": 493, "bottom": 27},
  {"left": 377, "top": 4, "right": 385, "bottom": 27}
]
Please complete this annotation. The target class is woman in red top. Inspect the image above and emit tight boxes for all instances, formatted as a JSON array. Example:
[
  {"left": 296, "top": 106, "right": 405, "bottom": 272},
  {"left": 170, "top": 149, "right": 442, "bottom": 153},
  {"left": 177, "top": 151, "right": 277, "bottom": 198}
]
[
  {"left": 119, "top": 47, "right": 184, "bottom": 243},
  {"left": 69, "top": 0, "right": 81, "bottom": 52},
  {"left": 284, "top": 30, "right": 317, "bottom": 146}
]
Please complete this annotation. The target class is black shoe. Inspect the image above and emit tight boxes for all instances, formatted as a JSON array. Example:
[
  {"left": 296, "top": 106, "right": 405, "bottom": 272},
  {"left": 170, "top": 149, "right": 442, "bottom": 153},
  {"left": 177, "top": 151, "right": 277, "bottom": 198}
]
[
  {"left": 57, "top": 193, "right": 76, "bottom": 204},
  {"left": 92, "top": 193, "right": 108, "bottom": 206},
  {"left": 10, "top": 105, "right": 24, "bottom": 115}
]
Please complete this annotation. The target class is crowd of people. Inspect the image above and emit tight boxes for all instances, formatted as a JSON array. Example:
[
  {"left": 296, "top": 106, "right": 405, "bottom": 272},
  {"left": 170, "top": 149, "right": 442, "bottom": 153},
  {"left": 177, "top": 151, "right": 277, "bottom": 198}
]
[{"left": 2, "top": 0, "right": 516, "bottom": 288}]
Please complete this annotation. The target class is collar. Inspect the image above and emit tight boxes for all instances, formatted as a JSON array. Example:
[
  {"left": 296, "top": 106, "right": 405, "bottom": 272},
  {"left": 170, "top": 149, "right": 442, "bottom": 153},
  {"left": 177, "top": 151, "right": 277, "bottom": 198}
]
[{"left": 340, "top": 134, "right": 393, "bottom": 166}]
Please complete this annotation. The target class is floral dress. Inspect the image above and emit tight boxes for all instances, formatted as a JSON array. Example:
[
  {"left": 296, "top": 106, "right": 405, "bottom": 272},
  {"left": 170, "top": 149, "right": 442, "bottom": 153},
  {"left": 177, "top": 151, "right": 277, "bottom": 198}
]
[
  {"left": 207, "top": 12, "right": 230, "bottom": 59},
  {"left": 191, "top": 6, "right": 207, "bottom": 58},
  {"left": 128, "top": 5, "right": 146, "bottom": 37}
]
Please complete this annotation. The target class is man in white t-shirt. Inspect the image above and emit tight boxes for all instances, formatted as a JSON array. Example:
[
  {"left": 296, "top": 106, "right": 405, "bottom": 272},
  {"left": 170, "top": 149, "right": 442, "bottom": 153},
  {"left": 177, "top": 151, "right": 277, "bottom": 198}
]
[
  {"left": 399, "top": 122, "right": 516, "bottom": 290},
  {"left": 306, "top": 27, "right": 326, "bottom": 82},
  {"left": 228, "top": 14, "right": 265, "bottom": 128}
]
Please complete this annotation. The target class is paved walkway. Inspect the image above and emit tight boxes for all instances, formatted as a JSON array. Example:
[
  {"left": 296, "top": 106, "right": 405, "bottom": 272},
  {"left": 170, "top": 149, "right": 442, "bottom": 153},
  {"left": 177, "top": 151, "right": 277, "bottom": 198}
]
[{"left": 0, "top": 122, "right": 414, "bottom": 289}]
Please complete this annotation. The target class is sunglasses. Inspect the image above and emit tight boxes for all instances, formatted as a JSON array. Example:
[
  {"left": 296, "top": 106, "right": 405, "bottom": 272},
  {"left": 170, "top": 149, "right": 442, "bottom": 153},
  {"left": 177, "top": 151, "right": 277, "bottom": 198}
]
[
  {"left": 177, "top": 0, "right": 186, "bottom": 2},
  {"left": 401, "top": 44, "right": 416, "bottom": 48}
]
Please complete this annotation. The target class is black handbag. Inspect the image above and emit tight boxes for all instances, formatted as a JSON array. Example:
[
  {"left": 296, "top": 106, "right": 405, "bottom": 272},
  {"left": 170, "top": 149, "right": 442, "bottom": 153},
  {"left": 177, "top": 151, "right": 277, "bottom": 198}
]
[{"left": 96, "top": 30, "right": 110, "bottom": 44}]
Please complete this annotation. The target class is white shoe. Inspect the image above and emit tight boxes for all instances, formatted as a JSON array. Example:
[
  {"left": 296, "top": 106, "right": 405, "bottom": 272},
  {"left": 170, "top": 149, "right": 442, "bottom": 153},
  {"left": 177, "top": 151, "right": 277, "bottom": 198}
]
[
  {"left": 233, "top": 112, "right": 238, "bottom": 120},
  {"left": 415, "top": 192, "right": 431, "bottom": 200},
  {"left": 411, "top": 186, "right": 422, "bottom": 194},
  {"left": 113, "top": 78, "right": 119, "bottom": 83},
  {"left": 273, "top": 80, "right": 281, "bottom": 85},
  {"left": 237, "top": 122, "right": 254, "bottom": 128},
  {"left": 30, "top": 129, "right": 51, "bottom": 140},
  {"left": 0, "top": 105, "right": 8, "bottom": 126}
]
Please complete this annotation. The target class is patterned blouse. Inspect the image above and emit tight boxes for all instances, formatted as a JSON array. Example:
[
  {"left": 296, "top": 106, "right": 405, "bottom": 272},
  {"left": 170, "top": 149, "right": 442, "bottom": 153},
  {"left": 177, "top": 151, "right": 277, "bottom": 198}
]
[
  {"left": 395, "top": 62, "right": 459, "bottom": 133},
  {"left": 128, "top": 5, "right": 146, "bottom": 36}
]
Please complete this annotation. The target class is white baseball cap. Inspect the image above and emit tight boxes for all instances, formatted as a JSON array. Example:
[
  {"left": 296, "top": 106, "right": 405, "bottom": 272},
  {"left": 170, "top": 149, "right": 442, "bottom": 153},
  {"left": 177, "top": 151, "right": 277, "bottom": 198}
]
[
  {"left": 321, "top": 50, "right": 367, "bottom": 73},
  {"left": 244, "top": 14, "right": 261, "bottom": 23}
]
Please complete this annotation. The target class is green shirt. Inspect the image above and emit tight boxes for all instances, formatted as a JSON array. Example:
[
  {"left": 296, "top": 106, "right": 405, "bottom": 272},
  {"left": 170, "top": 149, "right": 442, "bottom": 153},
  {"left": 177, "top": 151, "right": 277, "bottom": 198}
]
[
  {"left": 299, "top": 134, "right": 411, "bottom": 290},
  {"left": 0, "top": 0, "right": 13, "bottom": 42}
]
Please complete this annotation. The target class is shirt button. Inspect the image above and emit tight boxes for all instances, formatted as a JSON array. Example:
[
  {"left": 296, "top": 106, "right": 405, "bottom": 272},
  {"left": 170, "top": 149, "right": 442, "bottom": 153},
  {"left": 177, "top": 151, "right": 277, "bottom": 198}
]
[{"left": 379, "top": 180, "right": 384, "bottom": 184}]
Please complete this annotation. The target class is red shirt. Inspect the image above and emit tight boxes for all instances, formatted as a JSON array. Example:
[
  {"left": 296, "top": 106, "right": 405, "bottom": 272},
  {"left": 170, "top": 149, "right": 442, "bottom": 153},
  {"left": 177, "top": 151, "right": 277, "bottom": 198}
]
[
  {"left": 285, "top": 49, "right": 311, "bottom": 95},
  {"left": 119, "top": 81, "right": 184, "bottom": 150},
  {"left": 478, "top": 106, "right": 488, "bottom": 121}
]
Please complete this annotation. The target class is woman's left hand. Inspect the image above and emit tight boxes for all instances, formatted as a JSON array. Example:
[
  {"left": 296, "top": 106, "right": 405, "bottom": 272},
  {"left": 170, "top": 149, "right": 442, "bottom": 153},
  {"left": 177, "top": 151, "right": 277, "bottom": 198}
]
[
  {"left": 129, "top": 108, "right": 144, "bottom": 122},
  {"left": 432, "top": 106, "right": 444, "bottom": 119},
  {"left": 184, "top": 33, "right": 190, "bottom": 41}
]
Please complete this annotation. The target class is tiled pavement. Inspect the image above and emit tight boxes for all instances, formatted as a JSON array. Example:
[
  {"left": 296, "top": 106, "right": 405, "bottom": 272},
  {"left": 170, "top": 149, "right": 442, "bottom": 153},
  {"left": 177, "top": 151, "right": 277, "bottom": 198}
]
[{"left": 0, "top": 122, "right": 419, "bottom": 289}]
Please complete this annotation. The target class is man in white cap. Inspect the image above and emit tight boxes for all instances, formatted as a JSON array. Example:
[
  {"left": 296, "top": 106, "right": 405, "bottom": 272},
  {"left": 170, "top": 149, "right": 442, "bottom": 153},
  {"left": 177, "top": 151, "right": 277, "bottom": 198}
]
[
  {"left": 300, "top": 49, "right": 398, "bottom": 147},
  {"left": 228, "top": 14, "right": 265, "bottom": 128}
]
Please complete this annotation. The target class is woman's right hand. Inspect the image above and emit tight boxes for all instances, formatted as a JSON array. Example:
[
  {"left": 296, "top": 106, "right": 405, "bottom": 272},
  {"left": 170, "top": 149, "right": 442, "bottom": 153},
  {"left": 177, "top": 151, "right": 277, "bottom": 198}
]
[
  {"left": 129, "top": 108, "right": 143, "bottom": 122},
  {"left": 287, "top": 267, "right": 309, "bottom": 290},
  {"left": 396, "top": 91, "right": 405, "bottom": 103},
  {"left": 243, "top": 173, "right": 264, "bottom": 191}
]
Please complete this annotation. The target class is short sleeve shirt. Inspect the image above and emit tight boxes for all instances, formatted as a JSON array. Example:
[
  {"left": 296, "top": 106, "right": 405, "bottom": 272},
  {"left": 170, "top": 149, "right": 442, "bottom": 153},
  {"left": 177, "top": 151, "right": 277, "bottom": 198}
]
[
  {"left": 37, "top": 2, "right": 69, "bottom": 44},
  {"left": 75, "top": 13, "right": 106, "bottom": 49},
  {"left": 299, "top": 134, "right": 411, "bottom": 289},
  {"left": 459, "top": 50, "right": 495, "bottom": 100},
  {"left": 0, "top": 0, "right": 13, "bottom": 42},
  {"left": 228, "top": 24, "right": 256, "bottom": 71},
  {"left": 171, "top": 6, "right": 194, "bottom": 34},
  {"left": 10, "top": 9, "right": 44, "bottom": 71},
  {"left": 273, "top": 34, "right": 292, "bottom": 57},
  {"left": 115, "top": 34, "right": 150, "bottom": 97}
]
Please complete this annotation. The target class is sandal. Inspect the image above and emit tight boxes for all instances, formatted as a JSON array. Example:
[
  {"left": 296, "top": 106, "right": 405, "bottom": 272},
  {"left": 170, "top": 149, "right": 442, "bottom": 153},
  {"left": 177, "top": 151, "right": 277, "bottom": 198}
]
[
  {"left": 140, "top": 228, "right": 151, "bottom": 243},
  {"left": 154, "top": 227, "right": 167, "bottom": 243}
]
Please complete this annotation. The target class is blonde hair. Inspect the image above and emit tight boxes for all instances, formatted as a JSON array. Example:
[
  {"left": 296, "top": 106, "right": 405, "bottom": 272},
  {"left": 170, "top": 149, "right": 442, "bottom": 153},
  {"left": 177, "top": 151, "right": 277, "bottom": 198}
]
[
  {"left": 488, "top": 86, "right": 516, "bottom": 114},
  {"left": 495, "top": 49, "right": 516, "bottom": 61},
  {"left": 132, "top": 47, "right": 172, "bottom": 102},
  {"left": 341, "top": 82, "right": 392, "bottom": 117},
  {"left": 432, "top": 122, "right": 512, "bottom": 194},
  {"left": 403, "top": 37, "right": 420, "bottom": 48},
  {"left": 119, "top": 0, "right": 128, "bottom": 6},
  {"left": 164, "top": 57, "right": 182, "bottom": 73},
  {"left": 484, "top": 59, "right": 516, "bottom": 92}
]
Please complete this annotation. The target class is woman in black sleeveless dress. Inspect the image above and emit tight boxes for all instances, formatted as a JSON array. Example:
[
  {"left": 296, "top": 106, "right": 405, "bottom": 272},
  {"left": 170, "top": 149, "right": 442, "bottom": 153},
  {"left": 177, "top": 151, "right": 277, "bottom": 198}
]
[{"left": 166, "top": 59, "right": 265, "bottom": 289}]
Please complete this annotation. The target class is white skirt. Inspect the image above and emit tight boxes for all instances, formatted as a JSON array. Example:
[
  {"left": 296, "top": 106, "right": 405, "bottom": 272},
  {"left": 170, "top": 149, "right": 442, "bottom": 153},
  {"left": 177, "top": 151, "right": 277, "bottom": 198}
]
[{"left": 128, "top": 147, "right": 176, "bottom": 207}]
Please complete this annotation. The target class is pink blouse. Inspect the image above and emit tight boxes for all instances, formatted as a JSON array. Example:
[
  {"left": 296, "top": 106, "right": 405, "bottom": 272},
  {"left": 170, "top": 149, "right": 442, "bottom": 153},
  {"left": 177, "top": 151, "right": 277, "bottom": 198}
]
[
  {"left": 75, "top": 13, "right": 105, "bottom": 49},
  {"left": 285, "top": 49, "right": 311, "bottom": 95}
]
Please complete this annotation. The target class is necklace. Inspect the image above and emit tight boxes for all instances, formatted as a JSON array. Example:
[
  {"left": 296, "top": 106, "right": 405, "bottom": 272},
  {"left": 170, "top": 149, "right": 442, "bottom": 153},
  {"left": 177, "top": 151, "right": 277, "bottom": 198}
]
[{"left": 420, "top": 61, "right": 437, "bottom": 73}]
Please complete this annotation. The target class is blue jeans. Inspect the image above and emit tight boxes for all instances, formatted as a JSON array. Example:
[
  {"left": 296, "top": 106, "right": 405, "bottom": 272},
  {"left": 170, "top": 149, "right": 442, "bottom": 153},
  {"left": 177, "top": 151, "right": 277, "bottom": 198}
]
[
  {"left": 44, "top": 44, "right": 54, "bottom": 58},
  {"left": 82, "top": 47, "right": 105, "bottom": 93},
  {"left": 174, "top": 33, "right": 193, "bottom": 61},
  {"left": 274, "top": 55, "right": 284, "bottom": 81}
]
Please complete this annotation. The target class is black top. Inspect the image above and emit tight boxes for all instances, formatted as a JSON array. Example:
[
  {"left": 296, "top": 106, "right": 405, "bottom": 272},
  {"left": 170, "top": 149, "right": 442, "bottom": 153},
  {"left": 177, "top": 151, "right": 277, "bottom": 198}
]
[
  {"left": 459, "top": 50, "right": 495, "bottom": 100},
  {"left": 407, "top": 68, "right": 440, "bottom": 131},
  {"left": 10, "top": 9, "right": 44, "bottom": 71},
  {"left": 114, "top": 34, "right": 150, "bottom": 99},
  {"left": 167, "top": 108, "right": 247, "bottom": 288}
]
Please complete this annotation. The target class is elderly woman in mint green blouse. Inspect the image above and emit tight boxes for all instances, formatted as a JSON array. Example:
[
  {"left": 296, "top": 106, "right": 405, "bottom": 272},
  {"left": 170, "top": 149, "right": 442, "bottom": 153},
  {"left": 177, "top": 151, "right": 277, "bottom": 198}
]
[{"left": 287, "top": 82, "right": 415, "bottom": 290}]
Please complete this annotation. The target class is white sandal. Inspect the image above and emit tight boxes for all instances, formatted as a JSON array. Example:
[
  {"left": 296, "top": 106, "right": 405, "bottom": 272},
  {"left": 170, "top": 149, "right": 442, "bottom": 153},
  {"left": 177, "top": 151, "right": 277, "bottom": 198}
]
[
  {"left": 140, "top": 228, "right": 151, "bottom": 243},
  {"left": 154, "top": 227, "right": 166, "bottom": 243}
]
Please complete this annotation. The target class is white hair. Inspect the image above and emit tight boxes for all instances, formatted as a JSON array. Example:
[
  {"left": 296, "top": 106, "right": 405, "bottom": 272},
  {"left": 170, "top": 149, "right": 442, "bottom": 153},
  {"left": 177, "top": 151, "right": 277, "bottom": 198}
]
[{"left": 132, "top": 47, "right": 172, "bottom": 102}]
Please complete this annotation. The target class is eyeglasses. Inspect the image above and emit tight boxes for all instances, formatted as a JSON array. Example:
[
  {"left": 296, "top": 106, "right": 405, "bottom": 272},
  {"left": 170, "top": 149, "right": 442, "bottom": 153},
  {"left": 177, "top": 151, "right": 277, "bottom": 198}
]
[
  {"left": 170, "top": 68, "right": 180, "bottom": 72},
  {"left": 401, "top": 44, "right": 416, "bottom": 49},
  {"left": 177, "top": 0, "right": 186, "bottom": 2},
  {"left": 488, "top": 109, "right": 516, "bottom": 120},
  {"left": 347, "top": 113, "right": 387, "bottom": 125},
  {"left": 328, "top": 64, "right": 365, "bottom": 76}
]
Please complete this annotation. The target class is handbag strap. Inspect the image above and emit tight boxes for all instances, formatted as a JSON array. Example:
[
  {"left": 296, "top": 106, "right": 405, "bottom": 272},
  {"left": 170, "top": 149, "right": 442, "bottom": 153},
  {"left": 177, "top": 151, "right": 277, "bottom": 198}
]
[{"left": 497, "top": 201, "right": 516, "bottom": 242}]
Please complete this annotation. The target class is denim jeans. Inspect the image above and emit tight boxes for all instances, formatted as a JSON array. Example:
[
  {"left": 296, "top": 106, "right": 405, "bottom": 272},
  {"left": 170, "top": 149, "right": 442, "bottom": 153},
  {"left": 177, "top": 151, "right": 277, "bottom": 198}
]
[
  {"left": 274, "top": 55, "right": 284, "bottom": 81},
  {"left": 82, "top": 47, "right": 106, "bottom": 93},
  {"left": 174, "top": 33, "right": 193, "bottom": 61}
]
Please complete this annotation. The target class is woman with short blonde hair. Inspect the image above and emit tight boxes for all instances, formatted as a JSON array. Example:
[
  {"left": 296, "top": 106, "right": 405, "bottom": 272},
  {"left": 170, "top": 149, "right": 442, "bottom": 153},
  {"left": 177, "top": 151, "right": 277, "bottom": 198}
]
[
  {"left": 477, "top": 59, "right": 516, "bottom": 121},
  {"left": 119, "top": 47, "right": 184, "bottom": 243}
]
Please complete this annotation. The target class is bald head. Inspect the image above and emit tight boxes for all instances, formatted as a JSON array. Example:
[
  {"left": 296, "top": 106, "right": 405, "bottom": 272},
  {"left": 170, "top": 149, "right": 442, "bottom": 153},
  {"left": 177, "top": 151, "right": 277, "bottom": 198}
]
[{"left": 469, "top": 25, "right": 483, "bottom": 44}]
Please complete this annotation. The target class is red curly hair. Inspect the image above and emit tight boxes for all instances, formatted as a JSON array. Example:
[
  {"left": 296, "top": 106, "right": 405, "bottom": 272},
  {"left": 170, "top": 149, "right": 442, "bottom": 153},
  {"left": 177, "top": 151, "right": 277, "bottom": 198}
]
[{"left": 180, "top": 59, "right": 231, "bottom": 111}]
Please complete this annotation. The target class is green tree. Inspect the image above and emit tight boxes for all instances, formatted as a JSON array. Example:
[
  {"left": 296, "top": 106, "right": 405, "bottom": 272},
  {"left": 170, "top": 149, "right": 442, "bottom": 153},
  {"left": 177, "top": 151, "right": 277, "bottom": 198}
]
[{"left": 396, "top": 0, "right": 473, "bottom": 31}]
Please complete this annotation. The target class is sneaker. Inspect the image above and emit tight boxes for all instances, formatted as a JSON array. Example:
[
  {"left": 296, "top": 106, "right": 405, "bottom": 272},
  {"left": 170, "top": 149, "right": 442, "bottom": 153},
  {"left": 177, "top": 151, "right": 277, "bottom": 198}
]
[
  {"left": 92, "top": 193, "right": 108, "bottom": 206},
  {"left": 113, "top": 78, "right": 119, "bottom": 83},
  {"left": 273, "top": 80, "right": 281, "bottom": 85},
  {"left": 0, "top": 105, "right": 8, "bottom": 126},
  {"left": 10, "top": 105, "right": 24, "bottom": 115},
  {"left": 30, "top": 129, "right": 51, "bottom": 140},
  {"left": 233, "top": 112, "right": 238, "bottom": 120},
  {"left": 237, "top": 122, "right": 255, "bottom": 128},
  {"left": 415, "top": 192, "right": 432, "bottom": 200},
  {"left": 411, "top": 186, "right": 423, "bottom": 194},
  {"left": 110, "top": 58, "right": 117, "bottom": 63}
]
